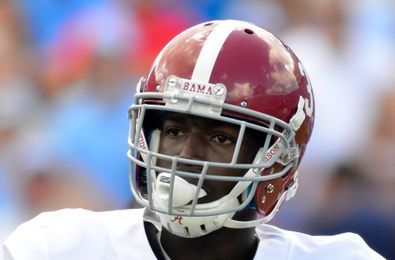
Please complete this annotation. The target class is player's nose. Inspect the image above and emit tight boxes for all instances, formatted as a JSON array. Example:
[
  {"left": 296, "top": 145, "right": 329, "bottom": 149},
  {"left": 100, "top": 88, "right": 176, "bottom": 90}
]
[{"left": 178, "top": 133, "right": 206, "bottom": 161}]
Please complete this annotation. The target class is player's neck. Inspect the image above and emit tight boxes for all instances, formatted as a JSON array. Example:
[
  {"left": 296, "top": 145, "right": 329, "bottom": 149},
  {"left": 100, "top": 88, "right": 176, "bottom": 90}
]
[{"left": 160, "top": 226, "right": 259, "bottom": 260}]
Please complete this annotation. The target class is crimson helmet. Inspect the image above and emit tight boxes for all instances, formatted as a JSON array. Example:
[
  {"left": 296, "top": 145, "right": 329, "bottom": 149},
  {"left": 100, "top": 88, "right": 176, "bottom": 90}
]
[{"left": 128, "top": 20, "right": 314, "bottom": 238}]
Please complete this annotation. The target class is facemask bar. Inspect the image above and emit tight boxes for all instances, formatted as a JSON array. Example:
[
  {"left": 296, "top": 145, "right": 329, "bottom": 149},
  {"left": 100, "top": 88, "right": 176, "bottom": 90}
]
[
  {"left": 128, "top": 91, "right": 299, "bottom": 217},
  {"left": 189, "top": 162, "right": 208, "bottom": 214}
]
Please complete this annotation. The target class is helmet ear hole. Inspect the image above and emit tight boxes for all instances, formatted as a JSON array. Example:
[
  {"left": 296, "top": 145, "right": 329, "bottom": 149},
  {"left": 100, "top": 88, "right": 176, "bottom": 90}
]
[{"left": 244, "top": 28, "right": 254, "bottom": 34}]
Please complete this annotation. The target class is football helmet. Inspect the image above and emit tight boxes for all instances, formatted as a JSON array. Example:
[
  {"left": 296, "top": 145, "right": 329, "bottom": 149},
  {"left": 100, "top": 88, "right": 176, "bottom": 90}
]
[{"left": 128, "top": 20, "right": 314, "bottom": 238}]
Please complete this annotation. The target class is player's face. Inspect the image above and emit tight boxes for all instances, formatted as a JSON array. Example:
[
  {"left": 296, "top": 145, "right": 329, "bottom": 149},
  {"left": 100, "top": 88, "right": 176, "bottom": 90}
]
[{"left": 157, "top": 113, "right": 262, "bottom": 202}]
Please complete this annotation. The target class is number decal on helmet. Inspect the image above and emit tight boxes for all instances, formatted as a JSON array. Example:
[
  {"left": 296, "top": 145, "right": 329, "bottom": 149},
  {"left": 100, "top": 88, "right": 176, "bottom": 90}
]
[{"left": 298, "top": 62, "right": 314, "bottom": 117}]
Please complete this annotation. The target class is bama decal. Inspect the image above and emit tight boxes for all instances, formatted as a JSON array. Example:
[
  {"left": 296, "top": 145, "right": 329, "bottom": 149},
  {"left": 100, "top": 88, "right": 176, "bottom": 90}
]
[{"left": 183, "top": 82, "right": 212, "bottom": 95}]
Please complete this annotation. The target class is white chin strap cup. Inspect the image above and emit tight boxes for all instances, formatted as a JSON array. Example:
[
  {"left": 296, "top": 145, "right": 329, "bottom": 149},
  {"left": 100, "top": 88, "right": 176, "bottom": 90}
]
[{"left": 155, "top": 172, "right": 207, "bottom": 207}]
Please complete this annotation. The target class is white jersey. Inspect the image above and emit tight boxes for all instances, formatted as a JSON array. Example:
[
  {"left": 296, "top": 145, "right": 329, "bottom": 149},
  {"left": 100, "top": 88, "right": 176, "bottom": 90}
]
[{"left": 3, "top": 208, "right": 384, "bottom": 260}]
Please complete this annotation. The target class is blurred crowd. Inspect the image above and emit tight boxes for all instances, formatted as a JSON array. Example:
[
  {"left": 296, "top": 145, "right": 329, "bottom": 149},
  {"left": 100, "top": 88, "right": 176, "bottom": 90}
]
[{"left": 0, "top": 0, "right": 394, "bottom": 258}]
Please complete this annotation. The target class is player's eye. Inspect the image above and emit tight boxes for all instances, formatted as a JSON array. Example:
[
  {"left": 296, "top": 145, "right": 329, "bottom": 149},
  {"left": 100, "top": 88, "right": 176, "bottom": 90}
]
[
  {"left": 165, "top": 127, "right": 185, "bottom": 137},
  {"left": 210, "top": 134, "right": 235, "bottom": 145}
]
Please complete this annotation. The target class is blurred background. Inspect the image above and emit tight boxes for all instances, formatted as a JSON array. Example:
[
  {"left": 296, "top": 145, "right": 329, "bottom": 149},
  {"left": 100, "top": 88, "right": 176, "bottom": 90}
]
[{"left": 0, "top": 0, "right": 394, "bottom": 258}]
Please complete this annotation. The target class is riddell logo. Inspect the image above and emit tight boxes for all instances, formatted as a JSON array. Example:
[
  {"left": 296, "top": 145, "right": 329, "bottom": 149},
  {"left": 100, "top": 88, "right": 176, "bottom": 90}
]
[{"left": 183, "top": 82, "right": 212, "bottom": 95}]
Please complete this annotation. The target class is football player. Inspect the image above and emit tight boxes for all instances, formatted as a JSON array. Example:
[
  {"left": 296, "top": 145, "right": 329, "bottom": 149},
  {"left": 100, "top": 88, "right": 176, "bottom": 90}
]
[{"left": 3, "top": 20, "right": 383, "bottom": 260}]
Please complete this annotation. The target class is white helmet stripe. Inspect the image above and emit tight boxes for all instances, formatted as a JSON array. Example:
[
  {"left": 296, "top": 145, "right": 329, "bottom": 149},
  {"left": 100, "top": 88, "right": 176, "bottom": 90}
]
[{"left": 191, "top": 20, "right": 238, "bottom": 83}]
